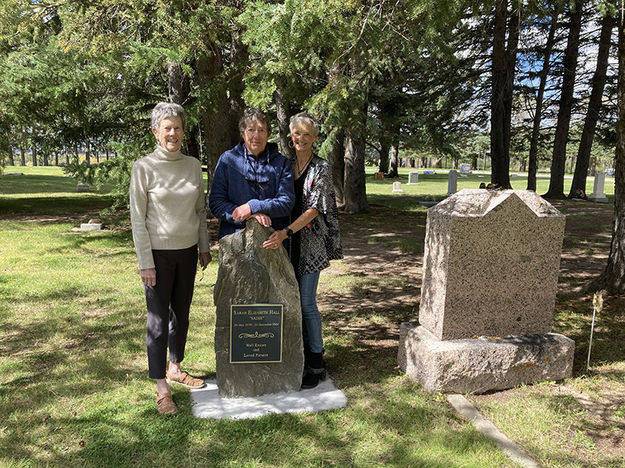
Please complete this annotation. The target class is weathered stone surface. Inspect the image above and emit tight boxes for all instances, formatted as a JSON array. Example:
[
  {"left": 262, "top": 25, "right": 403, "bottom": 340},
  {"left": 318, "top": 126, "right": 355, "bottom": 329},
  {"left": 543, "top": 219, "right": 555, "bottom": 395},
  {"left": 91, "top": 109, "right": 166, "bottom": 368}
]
[
  {"left": 419, "top": 189, "right": 565, "bottom": 340},
  {"left": 398, "top": 323, "right": 574, "bottom": 394},
  {"left": 214, "top": 219, "right": 304, "bottom": 397}
]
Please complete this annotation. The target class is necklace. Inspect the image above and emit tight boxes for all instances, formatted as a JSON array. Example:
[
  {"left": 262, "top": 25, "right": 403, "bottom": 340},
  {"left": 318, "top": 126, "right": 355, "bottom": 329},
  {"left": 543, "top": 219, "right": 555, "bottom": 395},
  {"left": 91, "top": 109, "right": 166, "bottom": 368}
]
[{"left": 295, "top": 153, "right": 313, "bottom": 178}]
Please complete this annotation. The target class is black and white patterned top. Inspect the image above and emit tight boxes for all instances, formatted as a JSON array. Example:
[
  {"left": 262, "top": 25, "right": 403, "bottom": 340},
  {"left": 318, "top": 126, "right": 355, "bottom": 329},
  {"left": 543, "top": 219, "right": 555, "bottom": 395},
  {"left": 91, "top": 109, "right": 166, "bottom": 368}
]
[{"left": 294, "top": 155, "right": 343, "bottom": 277}]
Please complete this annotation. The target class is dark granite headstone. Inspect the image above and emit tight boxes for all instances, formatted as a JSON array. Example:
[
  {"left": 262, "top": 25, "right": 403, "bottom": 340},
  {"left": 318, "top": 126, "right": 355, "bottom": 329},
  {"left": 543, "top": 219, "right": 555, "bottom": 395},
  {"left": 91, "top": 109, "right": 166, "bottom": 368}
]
[{"left": 213, "top": 218, "right": 304, "bottom": 397}]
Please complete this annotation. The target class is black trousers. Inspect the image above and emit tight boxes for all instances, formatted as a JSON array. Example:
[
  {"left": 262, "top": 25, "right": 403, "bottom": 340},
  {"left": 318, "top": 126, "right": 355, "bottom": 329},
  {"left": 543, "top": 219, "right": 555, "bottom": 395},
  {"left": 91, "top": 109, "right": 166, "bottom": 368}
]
[{"left": 145, "top": 245, "right": 198, "bottom": 379}]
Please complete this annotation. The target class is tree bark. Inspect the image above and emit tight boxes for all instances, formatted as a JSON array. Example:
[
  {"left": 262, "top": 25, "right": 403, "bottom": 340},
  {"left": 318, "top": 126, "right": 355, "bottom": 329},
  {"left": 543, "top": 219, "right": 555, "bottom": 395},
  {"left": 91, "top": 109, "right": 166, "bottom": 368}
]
[
  {"left": 379, "top": 140, "right": 390, "bottom": 174},
  {"left": 20, "top": 147, "right": 25, "bottom": 166},
  {"left": 8, "top": 147, "right": 14, "bottom": 166},
  {"left": 326, "top": 128, "right": 345, "bottom": 209},
  {"left": 490, "top": 0, "right": 519, "bottom": 189},
  {"left": 85, "top": 140, "right": 91, "bottom": 165},
  {"left": 32, "top": 146, "right": 38, "bottom": 166},
  {"left": 593, "top": 16, "right": 625, "bottom": 293},
  {"left": 196, "top": 34, "right": 244, "bottom": 191},
  {"left": 490, "top": 1, "right": 508, "bottom": 188},
  {"left": 168, "top": 62, "right": 200, "bottom": 161},
  {"left": 343, "top": 120, "right": 368, "bottom": 213},
  {"left": 544, "top": 0, "right": 584, "bottom": 199},
  {"left": 527, "top": 6, "right": 559, "bottom": 191},
  {"left": 274, "top": 76, "right": 294, "bottom": 158},
  {"left": 167, "top": 62, "right": 190, "bottom": 106},
  {"left": 569, "top": 12, "right": 614, "bottom": 198}
]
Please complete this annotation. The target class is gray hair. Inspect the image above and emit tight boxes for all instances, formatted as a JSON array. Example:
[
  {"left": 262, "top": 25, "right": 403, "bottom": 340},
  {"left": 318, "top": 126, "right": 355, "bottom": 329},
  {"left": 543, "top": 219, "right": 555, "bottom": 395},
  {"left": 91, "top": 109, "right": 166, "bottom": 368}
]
[
  {"left": 239, "top": 108, "right": 271, "bottom": 137},
  {"left": 151, "top": 102, "right": 186, "bottom": 131},
  {"left": 289, "top": 112, "right": 319, "bottom": 137}
]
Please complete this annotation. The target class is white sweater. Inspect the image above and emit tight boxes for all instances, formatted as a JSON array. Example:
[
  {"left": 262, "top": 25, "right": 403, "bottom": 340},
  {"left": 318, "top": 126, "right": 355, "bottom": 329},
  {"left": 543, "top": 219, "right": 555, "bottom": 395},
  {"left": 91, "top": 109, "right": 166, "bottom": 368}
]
[{"left": 130, "top": 146, "right": 210, "bottom": 269}]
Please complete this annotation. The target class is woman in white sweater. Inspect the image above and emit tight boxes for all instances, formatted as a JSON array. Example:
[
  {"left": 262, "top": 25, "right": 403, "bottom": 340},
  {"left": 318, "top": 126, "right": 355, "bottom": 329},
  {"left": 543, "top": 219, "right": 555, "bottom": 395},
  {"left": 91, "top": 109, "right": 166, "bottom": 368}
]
[{"left": 130, "top": 102, "right": 211, "bottom": 415}]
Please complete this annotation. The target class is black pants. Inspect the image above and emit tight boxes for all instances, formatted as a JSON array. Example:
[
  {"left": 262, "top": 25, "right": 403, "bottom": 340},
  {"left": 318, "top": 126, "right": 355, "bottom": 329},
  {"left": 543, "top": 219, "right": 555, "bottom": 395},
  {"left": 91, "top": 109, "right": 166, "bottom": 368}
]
[{"left": 145, "top": 245, "right": 198, "bottom": 379}]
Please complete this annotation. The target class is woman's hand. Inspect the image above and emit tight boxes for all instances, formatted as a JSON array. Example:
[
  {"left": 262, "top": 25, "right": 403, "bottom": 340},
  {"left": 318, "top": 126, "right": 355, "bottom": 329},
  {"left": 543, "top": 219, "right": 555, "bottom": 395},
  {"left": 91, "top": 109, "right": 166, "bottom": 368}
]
[
  {"left": 199, "top": 252, "right": 212, "bottom": 270},
  {"left": 250, "top": 212, "right": 272, "bottom": 227},
  {"left": 263, "top": 229, "right": 287, "bottom": 249},
  {"left": 140, "top": 268, "right": 156, "bottom": 287},
  {"left": 232, "top": 203, "right": 251, "bottom": 222}
]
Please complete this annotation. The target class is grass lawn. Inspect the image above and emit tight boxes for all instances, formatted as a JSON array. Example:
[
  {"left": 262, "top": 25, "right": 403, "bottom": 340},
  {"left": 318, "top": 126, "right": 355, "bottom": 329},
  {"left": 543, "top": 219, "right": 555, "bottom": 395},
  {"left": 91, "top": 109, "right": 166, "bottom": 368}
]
[{"left": 0, "top": 166, "right": 622, "bottom": 467}]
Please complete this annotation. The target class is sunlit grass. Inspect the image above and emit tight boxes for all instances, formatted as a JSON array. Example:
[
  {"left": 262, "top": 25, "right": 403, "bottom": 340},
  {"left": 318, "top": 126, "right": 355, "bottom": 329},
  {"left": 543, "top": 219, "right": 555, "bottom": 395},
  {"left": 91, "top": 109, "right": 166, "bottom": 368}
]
[{"left": 0, "top": 168, "right": 516, "bottom": 467}]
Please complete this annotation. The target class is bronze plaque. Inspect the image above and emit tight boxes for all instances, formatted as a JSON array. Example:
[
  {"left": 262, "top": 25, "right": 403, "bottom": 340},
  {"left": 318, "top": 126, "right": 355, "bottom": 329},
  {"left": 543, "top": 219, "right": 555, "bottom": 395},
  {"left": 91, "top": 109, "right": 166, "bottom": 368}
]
[{"left": 230, "top": 304, "right": 283, "bottom": 363}]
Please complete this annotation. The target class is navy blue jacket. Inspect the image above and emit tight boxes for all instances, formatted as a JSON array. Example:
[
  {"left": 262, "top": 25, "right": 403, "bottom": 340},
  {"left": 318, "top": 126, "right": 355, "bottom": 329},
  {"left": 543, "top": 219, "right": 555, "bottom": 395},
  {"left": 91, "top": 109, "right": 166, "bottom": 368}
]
[{"left": 209, "top": 142, "right": 295, "bottom": 239}]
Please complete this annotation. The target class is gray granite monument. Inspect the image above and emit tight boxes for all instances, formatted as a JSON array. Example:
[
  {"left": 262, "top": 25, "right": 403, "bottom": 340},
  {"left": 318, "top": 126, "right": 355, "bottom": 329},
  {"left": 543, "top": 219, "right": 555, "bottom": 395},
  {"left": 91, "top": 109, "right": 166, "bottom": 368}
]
[
  {"left": 398, "top": 189, "right": 575, "bottom": 393},
  {"left": 213, "top": 219, "right": 304, "bottom": 397},
  {"left": 408, "top": 171, "right": 419, "bottom": 185}
]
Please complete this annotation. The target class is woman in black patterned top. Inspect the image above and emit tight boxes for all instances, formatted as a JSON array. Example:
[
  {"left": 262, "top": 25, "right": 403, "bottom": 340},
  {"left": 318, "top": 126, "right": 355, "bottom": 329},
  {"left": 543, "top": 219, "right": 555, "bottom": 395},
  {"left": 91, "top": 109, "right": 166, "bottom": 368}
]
[{"left": 263, "top": 112, "right": 342, "bottom": 389}]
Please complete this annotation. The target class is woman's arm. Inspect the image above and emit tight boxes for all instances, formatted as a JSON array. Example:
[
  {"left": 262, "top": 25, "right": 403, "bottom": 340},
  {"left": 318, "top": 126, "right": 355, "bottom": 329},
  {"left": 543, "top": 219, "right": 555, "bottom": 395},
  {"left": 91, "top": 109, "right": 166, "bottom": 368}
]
[{"left": 262, "top": 207, "right": 319, "bottom": 249}]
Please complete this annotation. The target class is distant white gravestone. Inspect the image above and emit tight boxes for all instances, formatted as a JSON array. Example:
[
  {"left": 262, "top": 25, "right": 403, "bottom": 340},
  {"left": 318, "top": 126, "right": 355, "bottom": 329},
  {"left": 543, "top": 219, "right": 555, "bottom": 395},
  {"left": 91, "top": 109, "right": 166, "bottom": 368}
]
[
  {"left": 447, "top": 170, "right": 458, "bottom": 195},
  {"left": 588, "top": 171, "right": 609, "bottom": 202},
  {"left": 459, "top": 163, "right": 472, "bottom": 174},
  {"left": 392, "top": 181, "right": 403, "bottom": 193},
  {"left": 398, "top": 189, "right": 574, "bottom": 394},
  {"left": 408, "top": 171, "right": 419, "bottom": 185}
]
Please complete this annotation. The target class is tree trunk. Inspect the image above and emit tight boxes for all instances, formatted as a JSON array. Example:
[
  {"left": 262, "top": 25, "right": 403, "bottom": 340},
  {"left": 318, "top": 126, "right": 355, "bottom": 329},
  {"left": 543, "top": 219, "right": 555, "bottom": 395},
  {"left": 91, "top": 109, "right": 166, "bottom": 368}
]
[
  {"left": 275, "top": 76, "right": 294, "bottom": 158},
  {"left": 64, "top": 146, "right": 69, "bottom": 165},
  {"left": 569, "top": 12, "right": 614, "bottom": 198},
  {"left": 54, "top": 151, "right": 58, "bottom": 166},
  {"left": 20, "top": 147, "right": 25, "bottom": 166},
  {"left": 167, "top": 62, "right": 190, "bottom": 106},
  {"left": 105, "top": 148, "right": 109, "bottom": 161},
  {"left": 379, "top": 139, "right": 390, "bottom": 174},
  {"left": 594, "top": 16, "right": 625, "bottom": 293},
  {"left": 544, "top": 0, "right": 583, "bottom": 199},
  {"left": 74, "top": 144, "right": 79, "bottom": 163},
  {"left": 196, "top": 45, "right": 239, "bottom": 190},
  {"left": 490, "top": 0, "right": 510, "bottom": 188},
  {"left": 85, "top": 140, "right": 91, "bottom": 165},
  {"left": 168, "top": 61, "right": 200, "bottom": 161},
  {"left": 326, "top": 128, "right": 345, "bottom": 209},
  {"left": 8, "top": 147, "right": 14, "bottom": 166},
  {"left": 501, "top": 0, "right": 520, "bottom": 186},
  {"left": 528, "top": 6, "right": 558, "bottom": 191},
  {"left": 32, "top": 146, "right": 38, "bottom": 166},
  {"left": 343, "top": 123, "right": 368, "bottom": 213}
]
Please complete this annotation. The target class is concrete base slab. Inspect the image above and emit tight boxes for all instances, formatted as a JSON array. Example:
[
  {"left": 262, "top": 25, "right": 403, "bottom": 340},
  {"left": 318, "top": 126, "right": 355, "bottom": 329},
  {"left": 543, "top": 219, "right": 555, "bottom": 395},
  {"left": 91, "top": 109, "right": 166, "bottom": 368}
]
[
  {"left": 588, "top": 195, "right": 609, "bottom": 203},
  {"left": 398, "top": 323, "right": 574, "bottom": 394},
  {"left": 190, "top": 377, "right": 347, "bottom": 420}
]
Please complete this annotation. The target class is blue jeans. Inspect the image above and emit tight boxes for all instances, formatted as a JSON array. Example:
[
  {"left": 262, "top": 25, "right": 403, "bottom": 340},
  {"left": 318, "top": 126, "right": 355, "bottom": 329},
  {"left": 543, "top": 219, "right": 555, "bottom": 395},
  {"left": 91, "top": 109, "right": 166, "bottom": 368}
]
[{"left": 299, "top": 271, "right": 324, "bottom": 354}]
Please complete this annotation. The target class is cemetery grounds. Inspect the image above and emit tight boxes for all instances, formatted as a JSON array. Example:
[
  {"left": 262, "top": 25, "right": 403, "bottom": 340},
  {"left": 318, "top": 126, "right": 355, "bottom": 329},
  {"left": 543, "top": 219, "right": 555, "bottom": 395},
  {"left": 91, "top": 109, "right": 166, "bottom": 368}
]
[{"left": 0, "top": 167, "right": 623, "bottom": 467}]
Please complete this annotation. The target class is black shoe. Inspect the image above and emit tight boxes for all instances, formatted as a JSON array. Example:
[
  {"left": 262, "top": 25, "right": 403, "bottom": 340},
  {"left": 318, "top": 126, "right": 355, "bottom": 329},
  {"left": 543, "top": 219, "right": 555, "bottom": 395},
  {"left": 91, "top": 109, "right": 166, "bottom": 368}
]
[
  {"left": 301, "top": 368, "right": 327, "bottom": 389},
  {"left": 301, "top": 351, "right": 326, "bottom": 390}
]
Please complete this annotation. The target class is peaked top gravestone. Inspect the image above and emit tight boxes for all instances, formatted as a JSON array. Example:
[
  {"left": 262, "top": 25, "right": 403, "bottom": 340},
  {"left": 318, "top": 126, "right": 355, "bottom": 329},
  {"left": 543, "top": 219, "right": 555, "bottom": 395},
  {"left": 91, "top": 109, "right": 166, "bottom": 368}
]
[
  {"left": 213, "top": 219, "right": 304, "bottom": 397},
  {"left": 419, "top": 189, "right": 565, "bottom": 340}
]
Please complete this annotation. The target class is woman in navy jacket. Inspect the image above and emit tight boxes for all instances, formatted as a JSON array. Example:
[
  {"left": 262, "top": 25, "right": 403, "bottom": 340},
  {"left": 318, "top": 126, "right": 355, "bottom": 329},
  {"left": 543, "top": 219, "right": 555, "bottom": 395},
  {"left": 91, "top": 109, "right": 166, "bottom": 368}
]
[{"left": 209, "top": 108, "right": 294, "bottom": 239}]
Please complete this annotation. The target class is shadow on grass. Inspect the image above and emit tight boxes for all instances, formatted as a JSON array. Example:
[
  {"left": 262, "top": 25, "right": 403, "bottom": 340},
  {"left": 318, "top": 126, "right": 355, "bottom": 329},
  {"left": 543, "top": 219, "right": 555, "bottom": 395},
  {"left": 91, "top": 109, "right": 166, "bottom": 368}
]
[
  {"left": 553, "top": 296, "right": 625, "bottom": 376},
  {"left": 0, "top": 195, "right": 115, "bottom": 217}
]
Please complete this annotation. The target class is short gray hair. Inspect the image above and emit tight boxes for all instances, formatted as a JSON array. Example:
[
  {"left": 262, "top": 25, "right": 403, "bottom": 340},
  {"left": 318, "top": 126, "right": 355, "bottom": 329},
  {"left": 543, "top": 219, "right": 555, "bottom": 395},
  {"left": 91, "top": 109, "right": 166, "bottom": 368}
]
[
  {"left": 289, "top": 112, "right": 319, "bottom": 137},
  {"left": 151, "top": 102, "right": 186, "bottom": 131},
  {"left": 239, "top": 108, "right": 271, "bottom": 137}
]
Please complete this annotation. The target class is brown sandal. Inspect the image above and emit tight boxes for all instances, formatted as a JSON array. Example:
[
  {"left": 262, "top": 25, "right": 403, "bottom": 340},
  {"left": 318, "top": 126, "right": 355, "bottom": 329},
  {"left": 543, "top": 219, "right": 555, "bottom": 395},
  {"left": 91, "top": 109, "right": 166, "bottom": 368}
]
[
  {"left": 166, "top": 371, "right": 205, "bottom": 389},
  {"left": 156, "top": 392, "right": 177, "bottom": 414}
]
